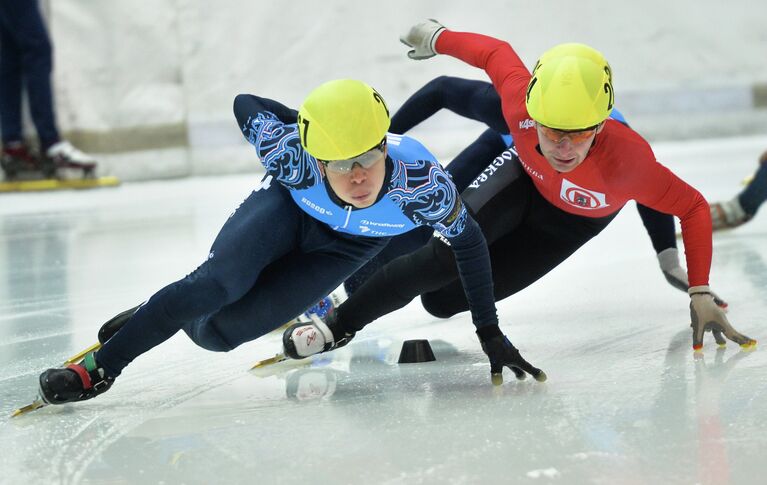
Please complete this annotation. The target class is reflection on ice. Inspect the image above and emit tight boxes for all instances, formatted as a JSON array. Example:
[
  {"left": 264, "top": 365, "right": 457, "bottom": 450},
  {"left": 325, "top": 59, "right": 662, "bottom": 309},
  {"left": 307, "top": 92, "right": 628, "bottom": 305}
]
[{"left": 1, "top": 135, "right": 766, "bottom": 484}]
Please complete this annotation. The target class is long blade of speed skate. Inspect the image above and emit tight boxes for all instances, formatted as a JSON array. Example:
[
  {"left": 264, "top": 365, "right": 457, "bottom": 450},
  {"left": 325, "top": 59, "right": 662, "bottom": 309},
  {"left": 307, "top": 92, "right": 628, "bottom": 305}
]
[
  {"left": 0, "top": 176, "right": 120, "bottom": 193},
  {"left": 11, "top": 397, "right": 46, "bottom": 418},
  {"left": 64, "top": 342, "right": 101, "bottom": 365},
  {"left": 11, "top": 342, "right": 102, "bottom": 418},
  {"left": 250, "top": 353, "right": 287, "bottom": 370}
]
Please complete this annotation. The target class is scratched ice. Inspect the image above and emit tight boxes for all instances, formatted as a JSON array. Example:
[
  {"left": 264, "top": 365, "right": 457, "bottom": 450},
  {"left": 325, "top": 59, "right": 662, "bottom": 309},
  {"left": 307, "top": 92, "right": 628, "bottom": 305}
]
[{"left": 1, "top": 136, "right": 766, "bottom": 484}]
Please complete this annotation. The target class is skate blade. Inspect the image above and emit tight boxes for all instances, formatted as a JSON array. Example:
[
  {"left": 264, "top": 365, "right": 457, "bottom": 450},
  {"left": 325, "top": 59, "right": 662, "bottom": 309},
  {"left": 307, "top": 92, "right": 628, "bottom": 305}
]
[
  {"left": 64, "top": 342, "right": 102, "bottom": 365},
  {"left": 10, "top": 342, "right": 102, "bottom": 418},
  {"left": 11, "top": 398, "right": 47, "bottom": 418},
  {"left": 0, "top": 176, "right": 120, "bottom": 192},
  {"left": 250, "top": 353, "right": 287, "bottom": 370}
]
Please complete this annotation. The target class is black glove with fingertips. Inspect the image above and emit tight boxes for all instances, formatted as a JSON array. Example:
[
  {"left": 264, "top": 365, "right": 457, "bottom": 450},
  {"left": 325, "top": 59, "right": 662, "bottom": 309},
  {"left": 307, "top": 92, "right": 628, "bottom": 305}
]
[{"left": 476, "top": 325, "right": 547, "bottom": 385}]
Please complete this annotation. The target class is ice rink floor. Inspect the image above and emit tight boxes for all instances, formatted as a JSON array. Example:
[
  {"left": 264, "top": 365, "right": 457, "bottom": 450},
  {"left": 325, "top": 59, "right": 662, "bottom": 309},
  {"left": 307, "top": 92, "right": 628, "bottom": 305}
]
[{"left": 1, "top": 135, "right": 766, "bottom": 485}]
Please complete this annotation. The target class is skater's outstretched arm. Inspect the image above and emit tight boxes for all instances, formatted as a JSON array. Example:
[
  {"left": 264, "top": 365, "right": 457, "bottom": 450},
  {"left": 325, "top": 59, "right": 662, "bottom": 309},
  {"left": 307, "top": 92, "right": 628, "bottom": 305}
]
[
  {"left": 400, "top": 20, "right": 754, "bottom": 351},
  {"left": 390, "top": 76, "right": 508, "bottom": 135},
  {"left": 233, "top": 94, "right": 298, "bottom": 126}
]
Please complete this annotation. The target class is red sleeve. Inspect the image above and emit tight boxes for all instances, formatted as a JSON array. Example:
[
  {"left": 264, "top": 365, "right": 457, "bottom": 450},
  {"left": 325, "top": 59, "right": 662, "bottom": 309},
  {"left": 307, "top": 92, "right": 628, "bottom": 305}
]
[
  {"left": 641, "top": 167, "right": 711, "bottom": 286},
  {"left": 435, "top": 31, "right": 530, "bottom": 131},
  {"left": 438, "top": 30, "right": 713, "bottom": 287},
  {"left": 608, "top": 138, "right": 712, "bottom": 286}
]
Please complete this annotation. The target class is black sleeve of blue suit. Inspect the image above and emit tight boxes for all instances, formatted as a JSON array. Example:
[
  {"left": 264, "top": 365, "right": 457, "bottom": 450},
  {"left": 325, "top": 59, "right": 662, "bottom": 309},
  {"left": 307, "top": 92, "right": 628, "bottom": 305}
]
[
  {"left": 233, "top": 94, "right": 298, "bottom": 130},
  {"left": 445, "top": 215, "right": 498, "bottom": 328},
  {"left": 390, "top": 76, "right": 508, "bottom": 135},
  {"left": 636, "top": 203, "right": 677, "bottom": 253}
]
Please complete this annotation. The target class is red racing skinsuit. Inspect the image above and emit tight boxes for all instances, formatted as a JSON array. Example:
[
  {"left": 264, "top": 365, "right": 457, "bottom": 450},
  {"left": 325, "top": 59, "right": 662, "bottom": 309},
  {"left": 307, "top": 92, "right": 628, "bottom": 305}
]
[{"left": 435, "top": 30, "right": 712, "bottom": 286}]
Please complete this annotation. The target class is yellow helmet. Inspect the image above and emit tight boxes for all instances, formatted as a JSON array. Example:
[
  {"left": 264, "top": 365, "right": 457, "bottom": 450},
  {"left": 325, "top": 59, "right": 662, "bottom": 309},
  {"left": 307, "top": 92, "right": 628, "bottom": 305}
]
[
  {"left": 297, "top": 79, "right": 390, "bottom": 160},
  {"left": 525, "top": 43, "right": 614, "bottom": 131}
]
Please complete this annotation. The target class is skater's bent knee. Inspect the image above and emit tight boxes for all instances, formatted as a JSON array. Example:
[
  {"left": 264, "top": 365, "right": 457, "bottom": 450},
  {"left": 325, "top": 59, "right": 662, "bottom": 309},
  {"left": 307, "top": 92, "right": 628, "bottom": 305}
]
[
  {"left": 421, "top": 294, "right": 458, "bottom": 319},
  {"left": 182, "top": 321, "right": 234, "bottom": 352}
]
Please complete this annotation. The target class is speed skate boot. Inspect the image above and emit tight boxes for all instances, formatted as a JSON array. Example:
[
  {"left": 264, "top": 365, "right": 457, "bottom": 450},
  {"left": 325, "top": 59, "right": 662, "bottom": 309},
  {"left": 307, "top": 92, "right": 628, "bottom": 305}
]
[
  {"left": 45, "top": 140, "right": 97, "bottom": 179},
  {"left": 38, "top": 351, "right": 115, "bottom": 405},
  {"left": 710, "top": 197, "right": 751, "bottom": 231},
  {"left": 303, "top": 295, "right": 335, "bottom": 321},
  {"left": 36, "top": 306, "right": 139, "bottom": 405},
  {"left": 302, "top": 288, "right": 345, "bottom": 321},
  {"left": 1, "top": 142, "right": 57, "bottom": 180},
  {"left": 283, "top": 312, "right": 356, "bottom": 359},
  {"left": 98, "top": 305, "right": 141, "bottom": 344}
]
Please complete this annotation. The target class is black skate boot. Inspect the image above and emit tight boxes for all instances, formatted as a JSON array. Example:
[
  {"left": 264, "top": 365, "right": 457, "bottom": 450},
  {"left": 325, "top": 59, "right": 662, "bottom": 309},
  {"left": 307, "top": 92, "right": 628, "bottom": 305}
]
[
  {"left": 283, "top": 312, "right": 356, "bottom": 359},
  {"left": 45, "top": 140, "right": 97, "bottom": 179},
  {"left": 1, "top": 142, "right": 57, "bottom": 180},
  {"left": 98, "top": 305, "right": 141, "bottom": 344},
  {"left": 15, "top": 306, "right": 137, "bottom": 414},
  {"left": 38, "top": 351, "right": 115, "bottom": 405}
]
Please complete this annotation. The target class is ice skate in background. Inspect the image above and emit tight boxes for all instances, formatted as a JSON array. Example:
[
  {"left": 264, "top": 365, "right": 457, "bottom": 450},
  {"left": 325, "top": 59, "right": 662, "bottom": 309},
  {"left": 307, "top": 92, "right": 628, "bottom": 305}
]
[{"left": 0, "top": 141, "right": 119, "bottom": 192}]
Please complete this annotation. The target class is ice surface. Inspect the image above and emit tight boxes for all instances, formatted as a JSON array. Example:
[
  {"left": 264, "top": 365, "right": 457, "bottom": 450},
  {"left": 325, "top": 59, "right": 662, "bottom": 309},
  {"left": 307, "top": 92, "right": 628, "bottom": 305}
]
[{"left": 1, "top": 136, "right": 766, "bottom": 484}]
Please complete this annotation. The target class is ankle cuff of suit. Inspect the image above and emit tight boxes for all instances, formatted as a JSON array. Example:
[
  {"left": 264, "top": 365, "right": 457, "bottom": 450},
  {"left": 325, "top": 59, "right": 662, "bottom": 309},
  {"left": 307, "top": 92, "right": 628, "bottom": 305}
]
[
  {"left": 476, "top": 324, "right": 502, "bottom": 342},
  {"left": 688, "top": 285, "right": 711, "bottom": 296}
]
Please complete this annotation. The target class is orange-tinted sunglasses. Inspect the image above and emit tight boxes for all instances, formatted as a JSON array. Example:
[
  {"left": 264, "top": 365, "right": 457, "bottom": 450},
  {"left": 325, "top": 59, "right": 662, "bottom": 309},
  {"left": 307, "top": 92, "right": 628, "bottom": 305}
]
[{"left": 538, "top": 124, "right": 599, "bottom": 145}]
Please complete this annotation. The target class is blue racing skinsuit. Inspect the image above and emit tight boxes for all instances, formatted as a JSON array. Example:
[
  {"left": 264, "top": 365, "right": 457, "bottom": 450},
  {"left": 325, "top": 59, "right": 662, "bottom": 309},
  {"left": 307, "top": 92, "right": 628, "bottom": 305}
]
[{"left": 94, "top": 94, "right": 497, "bottom": 378}]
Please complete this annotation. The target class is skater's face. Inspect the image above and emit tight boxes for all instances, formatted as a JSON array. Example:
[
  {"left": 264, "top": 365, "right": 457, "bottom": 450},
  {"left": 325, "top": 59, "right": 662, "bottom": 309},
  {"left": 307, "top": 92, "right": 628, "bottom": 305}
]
[
  {"left": 536, "top": 122, "right": 604, "bottom": 173},
  {"left": 321, "top": 144, "right": 387, "bottom": 208}
]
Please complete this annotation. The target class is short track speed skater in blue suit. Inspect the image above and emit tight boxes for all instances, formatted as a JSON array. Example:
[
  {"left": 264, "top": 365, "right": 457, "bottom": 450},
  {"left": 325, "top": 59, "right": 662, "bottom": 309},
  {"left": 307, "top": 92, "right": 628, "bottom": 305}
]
[{"left": 35, "top": 79, "right": 544, "bottom": 409}]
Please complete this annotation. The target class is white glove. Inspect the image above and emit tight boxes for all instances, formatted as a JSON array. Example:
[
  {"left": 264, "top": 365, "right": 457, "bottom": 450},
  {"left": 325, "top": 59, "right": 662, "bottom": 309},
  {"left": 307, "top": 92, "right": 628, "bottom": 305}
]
[
  {"left": 400, "top": 19, "right": 446, "bottom": 60},
  {"left": 689, "top": 286, "right": 756, "bottom": 351},
  {"left": 657, "top": 248, "right": 728, "bottom": 308}
]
